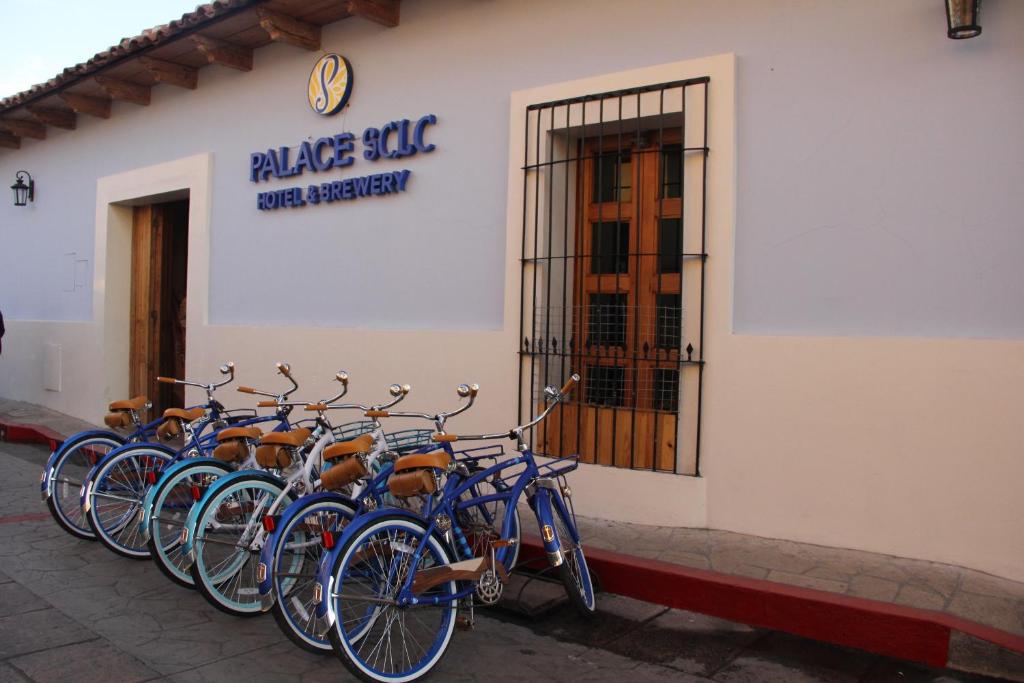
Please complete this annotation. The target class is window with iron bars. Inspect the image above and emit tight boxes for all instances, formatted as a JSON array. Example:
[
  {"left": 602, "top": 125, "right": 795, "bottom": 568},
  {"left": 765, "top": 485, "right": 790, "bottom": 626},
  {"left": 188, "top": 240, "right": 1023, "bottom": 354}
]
[{"left": 519, "top": 78, "right": 709, "bottom": 475}]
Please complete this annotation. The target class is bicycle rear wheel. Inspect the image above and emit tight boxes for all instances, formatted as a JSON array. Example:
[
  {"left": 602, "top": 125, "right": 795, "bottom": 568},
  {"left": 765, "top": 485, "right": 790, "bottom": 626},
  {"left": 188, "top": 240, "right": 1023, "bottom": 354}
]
[
  {"left": 148, "top": 461, "right": 232, "bottom": 588},
  {"left": 190, "top": 475, "right": 289, "bottom": 616},
  {"left": 45, "top": 434, "right": 122, "bottom": 539},
  {"left": 270, "top": 497, "right": 356, "bottom": 653},
  {"left": 86, "top": 447, "right": 172, "bottom": 558},
  {"left": 327, "top": 515, "right": 458, "bottom": 683}
]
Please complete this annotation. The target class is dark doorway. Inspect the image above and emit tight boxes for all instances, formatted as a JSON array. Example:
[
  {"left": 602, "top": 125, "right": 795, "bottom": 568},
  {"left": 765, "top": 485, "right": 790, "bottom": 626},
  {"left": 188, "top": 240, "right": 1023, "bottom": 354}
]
[{"left": 129, "top": 199, "right": 189, "bottom": 416}]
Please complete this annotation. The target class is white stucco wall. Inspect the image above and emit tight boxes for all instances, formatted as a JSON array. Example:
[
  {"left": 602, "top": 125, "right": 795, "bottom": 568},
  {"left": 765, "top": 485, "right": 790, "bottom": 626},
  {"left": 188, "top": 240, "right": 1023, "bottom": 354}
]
[{"left": 0, "top": 0, "right": 1022, "bottom": 580}]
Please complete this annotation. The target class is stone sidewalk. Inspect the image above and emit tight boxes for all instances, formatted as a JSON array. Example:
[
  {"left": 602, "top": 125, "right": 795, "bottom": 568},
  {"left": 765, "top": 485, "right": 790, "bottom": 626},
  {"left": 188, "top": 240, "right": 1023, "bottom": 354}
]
[{"left": 3, "top": 396, "right": 1023, "bottom": 677}]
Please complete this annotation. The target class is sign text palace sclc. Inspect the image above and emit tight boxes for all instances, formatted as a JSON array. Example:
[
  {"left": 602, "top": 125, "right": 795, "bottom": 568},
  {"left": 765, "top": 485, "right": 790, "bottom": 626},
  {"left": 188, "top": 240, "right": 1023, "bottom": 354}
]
[{"left": 249, "top": 114, "right": 436, "bottom": 211}]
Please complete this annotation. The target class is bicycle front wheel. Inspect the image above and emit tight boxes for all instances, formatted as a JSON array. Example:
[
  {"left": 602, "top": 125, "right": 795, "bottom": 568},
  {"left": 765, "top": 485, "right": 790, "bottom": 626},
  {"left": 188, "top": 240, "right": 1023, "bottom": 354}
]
[
  {"left": 46, "top": 434, "right": 122, "bottom": 539},
  {"left": 148, "top": 461, "right": 232, "bottom": 588},
  {"left": 190, "top": 475, "right": 289, "bottom": 616},
  {"left": 86, "top": 447, "right": 172, "bottom": 558},
  {"left": 327, "top": 515, "right": 458, "bottom": 683},
  {"left": 550, "top": 492, "right": 596, "bottom": 615}
]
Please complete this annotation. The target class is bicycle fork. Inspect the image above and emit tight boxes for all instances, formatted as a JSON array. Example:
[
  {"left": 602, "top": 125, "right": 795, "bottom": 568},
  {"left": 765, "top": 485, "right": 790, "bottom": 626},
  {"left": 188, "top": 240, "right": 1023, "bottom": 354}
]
[{"left": 527, "top": 478, "right": 563, "bottom": 568}]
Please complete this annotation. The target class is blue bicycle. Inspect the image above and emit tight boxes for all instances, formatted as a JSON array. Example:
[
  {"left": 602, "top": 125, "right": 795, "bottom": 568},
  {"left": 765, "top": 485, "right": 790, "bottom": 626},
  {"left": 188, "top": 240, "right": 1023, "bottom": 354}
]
[
  {"left": 314, "top": 375, "right": 593, "bottom": 682},
  {"left": 256, "top": 390, "right": 509, "bottom": 654},
  {"left": 41, "top": 396, "right": 162, "bottom": 540},
  {"left": 81, "top": 363, "right": 281, "bottom": 559}
]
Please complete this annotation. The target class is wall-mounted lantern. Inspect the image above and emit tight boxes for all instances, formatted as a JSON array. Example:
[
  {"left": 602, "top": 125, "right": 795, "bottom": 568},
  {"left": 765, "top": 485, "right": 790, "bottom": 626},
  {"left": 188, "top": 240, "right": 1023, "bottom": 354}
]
[
  {"left": 946, "top": 0, "right": 982, "bottom": 39},
  {"left": 10, "top": 170, "right": 34, "bottom": 206}
]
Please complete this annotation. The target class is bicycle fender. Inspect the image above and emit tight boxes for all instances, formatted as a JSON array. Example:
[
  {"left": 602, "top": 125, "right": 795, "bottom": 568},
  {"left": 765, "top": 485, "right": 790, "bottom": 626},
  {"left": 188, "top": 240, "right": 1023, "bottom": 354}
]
[
  {"left": 138, "top": 457, "right": 232, "bottom": 539},
  {"left": 180, "top": 470, "right": 285, "bottom": 560},
  {"left": 41, "top": 430, "right": 125, "bottom": 500},
  {"left": 314, "top": 507, "right": 426, "bottom": 623},
  {"left": 79, "top": 442, "right": 176, "bottom": 513},
  {"left": 257, "top": 491, "right": 358, "bottom": 600}
]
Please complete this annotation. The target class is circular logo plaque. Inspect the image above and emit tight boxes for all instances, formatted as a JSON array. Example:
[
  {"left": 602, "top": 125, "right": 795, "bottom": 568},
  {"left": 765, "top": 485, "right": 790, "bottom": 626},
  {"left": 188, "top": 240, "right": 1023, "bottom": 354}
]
[{"left": 308, "top": 54, "right": 353, "bottom": 116}]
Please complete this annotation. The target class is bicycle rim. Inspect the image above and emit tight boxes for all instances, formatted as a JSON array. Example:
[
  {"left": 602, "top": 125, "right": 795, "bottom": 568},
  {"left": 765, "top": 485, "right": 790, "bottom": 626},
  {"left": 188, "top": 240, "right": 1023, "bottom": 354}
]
[
  {"left": 330, "top": 517, "right": 457, "bottom": 682},
  {"left": 193, "top": 478, "right": 285, "bottom": 614}
]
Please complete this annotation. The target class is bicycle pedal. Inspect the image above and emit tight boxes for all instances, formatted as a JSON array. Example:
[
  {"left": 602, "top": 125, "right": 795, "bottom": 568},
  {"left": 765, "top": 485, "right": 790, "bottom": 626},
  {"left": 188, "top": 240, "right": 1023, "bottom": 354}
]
[{"left": 455, "top": 615, "right": 474, "bottom": 631}]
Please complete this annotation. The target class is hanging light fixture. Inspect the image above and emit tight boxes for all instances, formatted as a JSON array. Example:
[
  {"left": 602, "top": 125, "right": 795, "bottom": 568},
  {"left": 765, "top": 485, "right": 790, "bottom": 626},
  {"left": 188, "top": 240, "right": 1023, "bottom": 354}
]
[
  {"left": 10, "top": 170, "right": 34, "bottom": 207},
  {"left": 946, "top": 0, "right": 982, "bottom": 39}
]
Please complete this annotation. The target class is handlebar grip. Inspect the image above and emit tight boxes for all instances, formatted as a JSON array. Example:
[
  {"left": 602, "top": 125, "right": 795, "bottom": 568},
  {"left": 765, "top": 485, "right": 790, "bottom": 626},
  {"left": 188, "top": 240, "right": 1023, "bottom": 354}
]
[
  {"left": 469, "top": 384, "right": 479, "bottom": 398},
  {"left": 365, "top": 410, "right": 389, "bottom": 418},
  {"left": 237, "top": 386, "right": 256, "bottom": 394},
  {"left": 277, "top": 362, "right": 292, "bottom": 378},
  {"left": 560, "top": 374, "right": 580, "bottom": 396},
  {"left": 431, "top": 434, "right": 459, "bottom": 442},
  {"left": 305, "top": 403, "right": 328, "bottom": 411},
  {"left": 157, "top": 376, "right": 177, "bottom": 384},
  {"left": 257, "top": 400, "right": 278, "bottom": 408}
]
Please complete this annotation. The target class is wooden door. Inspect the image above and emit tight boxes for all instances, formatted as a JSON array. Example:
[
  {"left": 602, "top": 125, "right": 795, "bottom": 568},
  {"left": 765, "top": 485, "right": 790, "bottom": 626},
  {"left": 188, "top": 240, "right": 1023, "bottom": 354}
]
[
  {"left": 540, "top": 134, "right": 683, "bottom": 471},
  {"left": 130, "top": 201, "right": 188, "bottom": 416}
]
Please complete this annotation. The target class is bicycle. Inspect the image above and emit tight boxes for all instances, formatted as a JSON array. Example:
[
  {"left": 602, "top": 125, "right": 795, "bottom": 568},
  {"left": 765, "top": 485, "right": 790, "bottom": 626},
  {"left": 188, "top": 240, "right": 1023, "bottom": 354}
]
[
  {"left": 179, "top": 373, "right": 416, "bottom": 617},
  {"left": 81, "top": 363, "right": 279, "bottom": 559},
  {"left": 139, "top": 362, "right": 313, "bottom": 587},
  {"left": 40, "top": 395, "right": 162, "bottom": 540},
  {"left": 256, "top": 390, "right": 470, "bottom": 653},
  {"left": 314, "top": 375, "right": 594, "bottom": 683},
  {"left": 254, "top": 387, "right": 516, "bottom": 655}
]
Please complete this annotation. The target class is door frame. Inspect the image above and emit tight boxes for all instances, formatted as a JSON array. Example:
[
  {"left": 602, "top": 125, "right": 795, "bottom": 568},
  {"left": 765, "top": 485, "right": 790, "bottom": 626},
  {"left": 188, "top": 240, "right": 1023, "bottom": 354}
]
[{"left": 93, "top": 153, "right": 212, "bottom": 410}]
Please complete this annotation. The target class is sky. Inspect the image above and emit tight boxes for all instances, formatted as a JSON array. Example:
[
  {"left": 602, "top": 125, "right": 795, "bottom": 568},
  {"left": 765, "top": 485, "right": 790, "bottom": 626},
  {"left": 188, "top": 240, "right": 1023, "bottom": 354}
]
[{"left": 0, "top": 0, "right": 202, "bottom": 100}]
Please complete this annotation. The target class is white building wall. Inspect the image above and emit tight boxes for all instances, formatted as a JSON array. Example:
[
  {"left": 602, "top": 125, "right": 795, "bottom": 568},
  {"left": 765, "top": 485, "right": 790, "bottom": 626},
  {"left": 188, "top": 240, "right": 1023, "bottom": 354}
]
[{"left": 0, "top": 0, "right": 1022, "bottom": 580}]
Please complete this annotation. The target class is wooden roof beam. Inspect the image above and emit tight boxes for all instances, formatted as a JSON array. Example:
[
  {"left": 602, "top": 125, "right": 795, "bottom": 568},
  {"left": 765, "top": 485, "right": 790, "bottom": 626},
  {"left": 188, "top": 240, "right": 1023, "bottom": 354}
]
[
  {"left": 58, "top": 92, "right": 111, "bottom": 119},
  {"left": 345, "top": 0, "right": 400, "bottom": 27},
  {"left": 0, "top": 131, "right": 20, "bottom": 149},
  {"left": 139, "top": 57, "right": 199, "bottom": 89},
  {"left": 94, "top": 76, "right": 151, "bottom": 106},
  {"left": 1, "top": 118, "right": 46, "bottom": 140},
  {"left": 190, "top": 35, "right": 253, "bottom": 71},
  {"left": 26, "top": 106, "right": 76, "bottom": 130},
  {"left": 257, "top": 9, "right": 321, "bottom": 51}
]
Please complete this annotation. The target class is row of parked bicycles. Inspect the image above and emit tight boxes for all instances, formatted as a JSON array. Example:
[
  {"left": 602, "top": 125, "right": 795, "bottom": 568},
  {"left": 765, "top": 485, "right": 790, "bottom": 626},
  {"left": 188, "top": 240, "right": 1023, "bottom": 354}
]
[{"left": 39, "top": 361, "right": 594, "bottom": 682}]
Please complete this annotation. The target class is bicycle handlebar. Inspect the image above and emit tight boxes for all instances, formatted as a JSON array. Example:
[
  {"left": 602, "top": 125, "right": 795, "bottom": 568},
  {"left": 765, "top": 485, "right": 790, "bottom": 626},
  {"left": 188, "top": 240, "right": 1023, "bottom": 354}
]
[
  {"left": 157, "top": 362, "right": 235, "bottom": 396},
  {"left": 432, "top": 373, "right": 579, "bottom": 443},
  {"left": 382, "top": 382, "right": 479, "bottom": 427},
  {"left": 238, "top": 361, "right": 300, "bottom": 406},
  {"left": 303, "top": 382, "right": 410, "bottom": 414}
]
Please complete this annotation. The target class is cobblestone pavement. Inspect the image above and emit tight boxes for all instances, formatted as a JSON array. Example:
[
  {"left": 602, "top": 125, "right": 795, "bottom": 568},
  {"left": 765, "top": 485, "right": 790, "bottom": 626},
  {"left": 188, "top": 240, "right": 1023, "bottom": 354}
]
[{"left": 0, "top": 442, "right": 1006, "bottom": 682}]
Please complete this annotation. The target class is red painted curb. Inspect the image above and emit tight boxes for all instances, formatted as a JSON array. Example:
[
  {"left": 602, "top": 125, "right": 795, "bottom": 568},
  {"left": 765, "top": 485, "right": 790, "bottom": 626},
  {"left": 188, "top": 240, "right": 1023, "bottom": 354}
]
[
  {"left": 0, "top": 420, "right": 66, "bottom": 451},
  {"left": 519, "top": 536, "right": 1024, "bottom": 668}
]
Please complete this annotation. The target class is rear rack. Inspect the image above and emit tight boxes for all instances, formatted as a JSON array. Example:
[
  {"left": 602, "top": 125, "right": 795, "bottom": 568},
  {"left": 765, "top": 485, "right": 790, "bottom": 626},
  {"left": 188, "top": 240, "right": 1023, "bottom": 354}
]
[
  {"left": 454, "top": 444, "right": 506, "bottom": 467},
  {"left": 386, "top": 428, "right": 434, "bottom": 454},
  {"left": 536, "top": 453, "right": 581, "bottom": 479},
  {"left": 332, "top": 420, "right": 375, "bottom": 439}
]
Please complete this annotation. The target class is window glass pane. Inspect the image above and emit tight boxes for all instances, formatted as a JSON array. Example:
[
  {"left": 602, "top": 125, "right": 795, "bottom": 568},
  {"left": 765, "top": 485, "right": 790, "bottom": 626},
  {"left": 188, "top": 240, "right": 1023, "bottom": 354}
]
[
  {"left": 591, "top": 222, "right": 630, "bottom": 275},
  {"left": 593, "top": 150, "right": 632, "bottom": 203},
  {"left": 655, "top": 294, "right": 681, "bottom": 349},
  {"left": 652, "top": 368, "right": 679, "bottom": 412},
  {"left": 585, "top": 365, "right": 626, "bottom": 407},
  {"left": 658, "top": 218, "right": 681, "bottom": 274},
  {"left": 660, "top": 144, "right": 682, "bottom": 199},
  {"left": 587, "top": 293, "right": 627, "bottom": 348}
]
